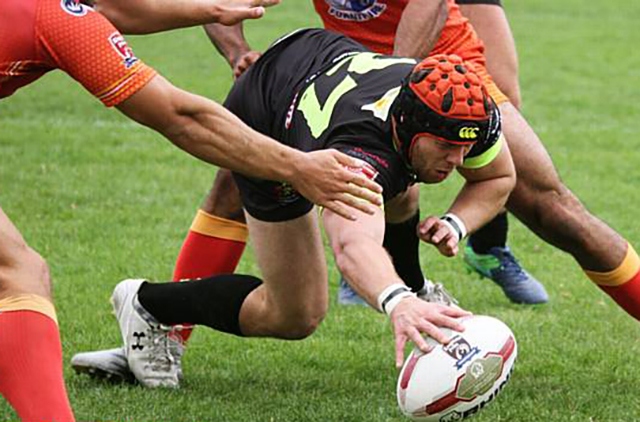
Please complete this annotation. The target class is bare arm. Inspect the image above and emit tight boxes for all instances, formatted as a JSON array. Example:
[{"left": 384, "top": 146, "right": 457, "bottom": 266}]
[
  {"left": 204, "top": 23, "right": 262, "bottom": 78},
  {"left": 91, "top": 0, "right": 279, "bottom": 35},
  {"left": 323, "top": 206, "right": 469, "bottom": 367},
  {"left": 393, "top": 0, "right": 448, "bottom": 58},
  {"left": 116, "top": 75, "right": 383, "bottom": 219},
  {"left": 418, "top": 138, "right": 516, "bottom": 255}
]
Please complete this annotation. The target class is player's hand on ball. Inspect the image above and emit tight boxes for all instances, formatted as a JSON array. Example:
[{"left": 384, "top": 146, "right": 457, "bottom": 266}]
[
  {"left": 390, "top": 297, "right": 471, "bottom": 368},
  {"left": 417, "top": 215, "right": 459, "bottom": 257}
]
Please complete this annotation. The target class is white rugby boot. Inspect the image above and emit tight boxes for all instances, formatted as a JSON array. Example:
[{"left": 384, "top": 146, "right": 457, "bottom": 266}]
[
  {"left": 71, "top": 347, "right": 135, "bottom": 384},
  {"left": 417, "top": 279, "right": 459, "bottom": 307},
  {"left": 111, "top": 279, "right": 184, "bottom": 388}
]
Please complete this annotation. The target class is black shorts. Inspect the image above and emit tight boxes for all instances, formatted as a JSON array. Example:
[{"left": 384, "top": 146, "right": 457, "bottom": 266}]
[
  {"left": 224, "top": 31, "right": 322, "bottom": 223},
  {"left": 455, "top": 0, "right": 502, "bottom": 5}
]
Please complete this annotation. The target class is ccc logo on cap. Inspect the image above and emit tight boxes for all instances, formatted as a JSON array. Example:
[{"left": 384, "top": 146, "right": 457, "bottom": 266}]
[{"left": 459, "top": 127, "right": 480, "bottom": 139}]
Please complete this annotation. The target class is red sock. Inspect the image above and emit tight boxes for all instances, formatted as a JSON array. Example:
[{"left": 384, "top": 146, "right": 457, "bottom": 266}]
[
  {"left": 172, "top": 210, "right": 247, "bottom": 342},
  {"left": 599, "top": 271, "right": 640, "bottom": 320},
  {"left": 586, "top": 243, "right": 640, "bottom": 320},
  {"left": 0, "top": 303, "right": 74, "bottom": 421}
]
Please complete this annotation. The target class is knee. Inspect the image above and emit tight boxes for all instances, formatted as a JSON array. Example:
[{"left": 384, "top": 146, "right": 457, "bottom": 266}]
[
  {"left": 273, "top": 308, "right": 327, "bottom": 340},
  {"left": 510, "top": 182, "right": 588, "bottom": 243},
  {"left": 0, "top": 243, "right": 51, "bottom": 298},
  {"left": 538, "top": 186, "right": 583, "bottom": 225}
]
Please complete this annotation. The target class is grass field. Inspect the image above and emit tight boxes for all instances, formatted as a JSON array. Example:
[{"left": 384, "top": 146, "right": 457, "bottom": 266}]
[{"left": 2, "top": 0, "right": 640, "bottom": 420}]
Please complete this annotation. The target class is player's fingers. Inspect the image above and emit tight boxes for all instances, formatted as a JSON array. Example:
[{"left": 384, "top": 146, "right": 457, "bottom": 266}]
[
  {"left": 343, "top": 181, "right": 382, "bottom": 208},
  {"left": 441, "top": 306, "right": 472, "bottom": 319},
  {"left": 446, "top": 240, "right": 459, "bottom": 257},
  {"left": 220, "top": 7, "right": 264, "bottom": 25},
  {"left": 336, "top": 193, "right": 376, "bottom": 216},
  {"left": 417, "top": 217, "right": 438, "bottom": 237},
  {"left": 395, "top": 334, "right": 408, "bottom": 369},
  {"left": 250, "top": 0, "right": 280, "bottom": 8},
  {"left": 407, "top": 326, "right": 432, "bottom": 354},
  {"left": 433, "top": 226, "right": 454, "bottom": 244},
  {"left": 324, "top": 200, "right": 357, "bottom": 221},
  {"left": 334, "top": 154, "right": 383, "bottom": 195},
  {"left": 418, "top": 320, "right": 450, "bottom": 345},
  {"left": 430, "top": 314, "right": 466, "bottom": 333}
]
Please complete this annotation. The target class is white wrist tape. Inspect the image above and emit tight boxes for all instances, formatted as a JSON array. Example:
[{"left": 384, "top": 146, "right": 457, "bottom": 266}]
[
  {"left": 377, "top": 284, "right": 415, "bottom": 315},
  {"left": 440, "top": 213, "right": 467, "bottom": 242}
]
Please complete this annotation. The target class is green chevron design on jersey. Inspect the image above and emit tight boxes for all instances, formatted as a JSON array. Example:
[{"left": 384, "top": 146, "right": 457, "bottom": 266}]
[{"left": 298, "top": 53, "right": 415, "bottom": 139}]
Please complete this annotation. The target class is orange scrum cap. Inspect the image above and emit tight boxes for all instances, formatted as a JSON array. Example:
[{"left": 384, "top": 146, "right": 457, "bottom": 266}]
[{"left": 391, "top": 54, "right": 501, "bottom": 165}]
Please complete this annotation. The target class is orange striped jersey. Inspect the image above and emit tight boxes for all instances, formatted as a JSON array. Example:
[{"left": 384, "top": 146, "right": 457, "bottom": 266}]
[
  {"left": 313, "top": 0, "right": 481, "bottom": 61},
  {"left": 0, "top": 0, "right": 156, "bottom": 106},
  {"left": 312, "top": 0, "right": 508, "bottom": 104}
]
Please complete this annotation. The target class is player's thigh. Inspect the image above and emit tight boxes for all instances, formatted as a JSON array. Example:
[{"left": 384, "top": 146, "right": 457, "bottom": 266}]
[
  {"left": 201, "top": 169, "right": 245, "bottom": 222},
  {"left": 0, "top": 207, "right": 50, "bottom": 298},
  {"left": 500, "top": 103, "right": 563, "bottom": 210},
  {"left": 459, "top": 3, "right": 521, "bottom": 108},
  {"left": 246, "top": 210, "right": 329, "bottom": 322}
]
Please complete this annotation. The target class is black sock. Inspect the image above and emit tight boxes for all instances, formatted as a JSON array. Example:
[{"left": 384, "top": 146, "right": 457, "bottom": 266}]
[
  {"left": 137, "top": 274, "right": 262, "bottom": 336},
  {"left": 384, "top": 211, "right": 425, "bottom": 292},
  {"left": 468, "top": 211, "right": 509, "bottom": 254}
]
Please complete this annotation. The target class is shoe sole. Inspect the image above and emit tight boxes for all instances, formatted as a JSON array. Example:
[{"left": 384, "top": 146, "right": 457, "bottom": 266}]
[{"left": 72, "top": 362, "right": 136, "bottom": 384}]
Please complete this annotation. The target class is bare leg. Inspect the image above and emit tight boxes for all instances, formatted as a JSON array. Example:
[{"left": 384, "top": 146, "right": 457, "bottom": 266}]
[
  {"left": 0, "top": 208, "right": 74, "bottom": 421},
  {"left": 239, "top": 210, "right": 329, "bottom": 339},
  {"left": 459, "top": 3, "right": 521, "bottom": 109},
  {"left": 501, "top": 103, "right": 626, "bottom": 271}
]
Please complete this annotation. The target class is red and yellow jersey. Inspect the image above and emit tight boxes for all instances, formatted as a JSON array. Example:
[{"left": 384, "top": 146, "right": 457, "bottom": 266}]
[
  {"left": 0, "top": 0, "right": 156, "bottom": 106},
  {"left": 312, "top": 0, "right": 507, "bottom": 104}
]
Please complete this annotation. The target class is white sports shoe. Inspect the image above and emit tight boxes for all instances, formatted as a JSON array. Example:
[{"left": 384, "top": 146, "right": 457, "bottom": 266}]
[
  {"left": 111, "top": 279, "right": 184, "bottom": 388},
  {"left": 417, "top": 279, "right": 459, "bottom": 307},
  {"left": 71, "top": 347, "right": 134, "bottom": 384}
]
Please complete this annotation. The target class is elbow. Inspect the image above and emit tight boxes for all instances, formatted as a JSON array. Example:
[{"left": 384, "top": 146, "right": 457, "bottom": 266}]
[{"left": 331, "top": 234, "right": 360, "bottom": 279}]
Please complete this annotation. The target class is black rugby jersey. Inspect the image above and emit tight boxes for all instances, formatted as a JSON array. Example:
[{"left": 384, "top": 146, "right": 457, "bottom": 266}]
[{"left": 226, "top": 29, "right": 500, "bottom": 202}]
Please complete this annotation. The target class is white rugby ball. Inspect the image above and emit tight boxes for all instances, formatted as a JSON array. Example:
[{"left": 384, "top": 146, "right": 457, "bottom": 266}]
[{"left": 397, "top": 315, "right": 517, "bottom": 421}]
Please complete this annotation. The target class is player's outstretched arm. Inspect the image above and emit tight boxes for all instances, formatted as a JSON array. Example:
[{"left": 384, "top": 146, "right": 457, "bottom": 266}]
[
  {"left": 116, "top": 75, "right": 382, "bottom": 220},
  {"left": 418, "top": 139, "right": 516, "bottom": 256},
  {"left": 323, "top": 206, "right": 470, "bottom": 368},
  {"left": 393, "top": 0, "right": 448, "bottom": 58},
  {"left": 204, "top": 23, "right": 261, "bottom": 79},
  {"left": 92, "top": 0, "right": 279, "bottom": 34}
]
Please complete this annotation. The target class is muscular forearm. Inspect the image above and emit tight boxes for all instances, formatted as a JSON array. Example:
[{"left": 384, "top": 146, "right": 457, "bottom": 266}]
[
  {"left": 448, "top": 176, "right": 513, "bottom": 234},
  {"left": 117, "top": 76, "right": 299, "bottom": 182},
  {"left": 204, "top": 23, "right": 250, "bottom": 67},
  {"left": 393, "top": 0, "right": 448, "bottom": 58},
  {"left": 163, "top": 89, "right": 303, "bottom": 182},
  {"left": 93, "top": 0, "right": 219, "bottom": 34},
  {"left": 335, "top": 236, "right": 403, "bottom": 308},
  {"left": 324, "top": 210, "right": 404, "bottom": 308}
]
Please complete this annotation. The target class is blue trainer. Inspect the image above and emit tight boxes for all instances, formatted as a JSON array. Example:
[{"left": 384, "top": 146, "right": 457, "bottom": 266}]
[
  {"left": 463, "top": 244, "right": 549, "bottom": 304},
  {"left": 337, "top": 277, "right": 368, "bottom": 306}
]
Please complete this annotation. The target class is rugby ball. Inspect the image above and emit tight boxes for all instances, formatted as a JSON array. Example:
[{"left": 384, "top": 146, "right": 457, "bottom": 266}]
[{"left": 397, "top": 315, "right": 517, "bottom": 421}]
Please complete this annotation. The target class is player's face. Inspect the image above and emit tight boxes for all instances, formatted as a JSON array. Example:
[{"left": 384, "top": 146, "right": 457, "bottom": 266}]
[{"left": 410, "top": 135, "right": 472, "bottom": 184}]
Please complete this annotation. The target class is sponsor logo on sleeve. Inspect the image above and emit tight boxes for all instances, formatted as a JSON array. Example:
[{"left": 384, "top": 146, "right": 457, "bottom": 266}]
[
  {"left": 60, "top": 0, "right": 93, "bottom": 16},
  {"left": 108, "top": 32, "right": 139, "bottom": 69}
]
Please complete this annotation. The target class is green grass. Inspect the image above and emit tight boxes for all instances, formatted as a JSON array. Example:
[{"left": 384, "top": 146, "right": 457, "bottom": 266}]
[{"left": 1, "top": 0, "right": 640, "bottom": 420}]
